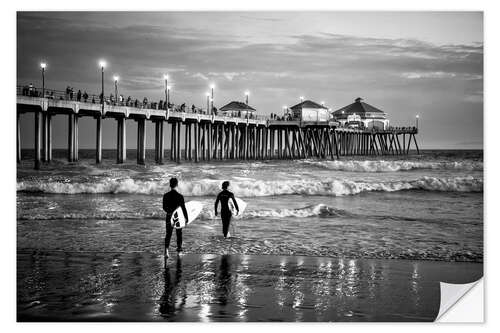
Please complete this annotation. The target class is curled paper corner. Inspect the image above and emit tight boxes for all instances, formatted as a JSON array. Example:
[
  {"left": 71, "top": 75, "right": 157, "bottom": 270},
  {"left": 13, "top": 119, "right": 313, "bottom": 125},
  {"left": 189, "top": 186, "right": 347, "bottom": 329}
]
[{"left": 436, "top": 278, "right": 483, "bottom": 322}]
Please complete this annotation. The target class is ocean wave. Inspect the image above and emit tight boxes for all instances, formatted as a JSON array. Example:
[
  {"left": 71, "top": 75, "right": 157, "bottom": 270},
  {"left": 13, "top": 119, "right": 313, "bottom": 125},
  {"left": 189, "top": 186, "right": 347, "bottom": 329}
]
[
  {"left": 300, "top": 159, "right": 483, "bottom": 172},
  {"left": 17, "top": 204, "right": 350, "bottom": 221},
  {"left": 17, "top": 176, "right": 482, "bottom": 196}
]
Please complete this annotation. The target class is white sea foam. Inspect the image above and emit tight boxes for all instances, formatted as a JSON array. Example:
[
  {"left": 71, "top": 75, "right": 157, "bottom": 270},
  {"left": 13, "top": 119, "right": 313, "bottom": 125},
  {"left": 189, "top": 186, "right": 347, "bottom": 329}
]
[
  {"left": 300, "top": 159, "right": 483, "bottom": 172},
  {"left": 17, "top": 203, "right": 349, "bottom": 221},
  {"left": 17, "top": 176, "right": 482, "bottom": 196}
]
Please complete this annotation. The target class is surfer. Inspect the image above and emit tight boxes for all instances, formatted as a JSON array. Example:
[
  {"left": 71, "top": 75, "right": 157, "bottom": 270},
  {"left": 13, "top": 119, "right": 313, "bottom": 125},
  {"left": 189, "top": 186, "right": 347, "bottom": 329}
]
[
  {"left": 163, "top": 178, "right": 188, "bottom": 259},
  {"left": 214, "top": 181, "right": 239, "bottom": 238}
]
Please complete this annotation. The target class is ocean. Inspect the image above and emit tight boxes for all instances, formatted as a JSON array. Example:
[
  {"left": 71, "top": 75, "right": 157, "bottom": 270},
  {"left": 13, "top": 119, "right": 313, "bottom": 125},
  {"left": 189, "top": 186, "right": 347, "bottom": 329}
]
[{"left": 17, "top": 149, "right": 483, "bottom": 263}]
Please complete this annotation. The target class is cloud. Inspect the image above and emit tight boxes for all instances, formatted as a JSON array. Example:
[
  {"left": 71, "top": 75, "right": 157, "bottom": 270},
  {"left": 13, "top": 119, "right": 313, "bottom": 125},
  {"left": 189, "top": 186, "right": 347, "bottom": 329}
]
[
  {"left": 400, "top": 71, "right": 483, "bottom": 80},
  {"left": 191, "top": 72, "right": 209, "bottom": 81},
  {"left": 208, "top": 72, "right": 246, "bottom": 81},
  {"left": 400, "top": 71, "right": 457, "bottom": 79}
]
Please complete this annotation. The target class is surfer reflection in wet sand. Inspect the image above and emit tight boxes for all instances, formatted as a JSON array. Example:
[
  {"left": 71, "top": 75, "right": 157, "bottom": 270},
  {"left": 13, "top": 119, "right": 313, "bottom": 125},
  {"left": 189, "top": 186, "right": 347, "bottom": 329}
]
[
  {"left": 215, "top": 181, "right": 239, "bottom": 239},
  {"left": 163, "top": 178, "right": 188, "bottom": 262},
  {"left": 159, "top": 257, "right": 186, "bottom": 317}
]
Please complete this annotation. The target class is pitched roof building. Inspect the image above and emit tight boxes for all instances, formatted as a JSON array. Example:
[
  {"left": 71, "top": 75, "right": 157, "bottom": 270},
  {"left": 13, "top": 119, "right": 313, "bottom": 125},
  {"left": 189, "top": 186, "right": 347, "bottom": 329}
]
[
  {"left": 220, "top": 101, "right": 256, "bottom": 117},
  {"left": 288, "top": 99, "right": 329, "bottom": 122},
  {"left": 331, "top": 97, "right": 389, "bottom": 129}
]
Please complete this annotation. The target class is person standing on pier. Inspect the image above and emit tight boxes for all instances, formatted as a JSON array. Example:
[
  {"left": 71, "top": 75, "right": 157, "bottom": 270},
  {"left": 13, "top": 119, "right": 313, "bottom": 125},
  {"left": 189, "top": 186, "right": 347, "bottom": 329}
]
[
  {"left": 163, "top": 178, "right": 188, "bottom": 261},
  {"left": 215, "top": 181, "right": 239, "bottom": 239}
]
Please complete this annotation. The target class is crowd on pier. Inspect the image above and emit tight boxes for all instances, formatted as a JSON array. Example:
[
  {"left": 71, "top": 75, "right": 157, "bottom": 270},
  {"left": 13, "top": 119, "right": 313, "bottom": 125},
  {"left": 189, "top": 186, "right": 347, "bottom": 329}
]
[{"left": 19, "top": 84, "right": 264, "bottom": 119}]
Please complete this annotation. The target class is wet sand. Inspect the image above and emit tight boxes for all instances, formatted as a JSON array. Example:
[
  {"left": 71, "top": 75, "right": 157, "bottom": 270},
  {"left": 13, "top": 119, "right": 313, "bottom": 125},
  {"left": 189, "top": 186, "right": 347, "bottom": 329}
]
[{"left": 17, "top": 250, "right": 482, "bottom": 322}]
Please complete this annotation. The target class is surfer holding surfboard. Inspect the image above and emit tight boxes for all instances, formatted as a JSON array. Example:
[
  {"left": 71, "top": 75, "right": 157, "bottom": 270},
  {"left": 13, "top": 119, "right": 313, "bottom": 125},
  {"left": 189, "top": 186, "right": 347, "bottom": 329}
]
[
  {"left": 214, "top": 181, "right": 239, "bottom": 239},
  {"left": 162, "top": 178, "right": 188, "bottom": 260}
]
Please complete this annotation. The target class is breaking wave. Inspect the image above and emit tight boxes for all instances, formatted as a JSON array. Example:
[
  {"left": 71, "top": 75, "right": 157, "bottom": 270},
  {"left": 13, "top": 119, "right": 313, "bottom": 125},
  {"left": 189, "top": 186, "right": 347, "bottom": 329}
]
[
  {"left": 17, "top": 203, "right": 351, "bottom": 221},
  {"left": 17, "top": 176, "right": 483, "bottom": 196},
  {"left": 300, "top": 159, "right": 483, "bottom": 172}
]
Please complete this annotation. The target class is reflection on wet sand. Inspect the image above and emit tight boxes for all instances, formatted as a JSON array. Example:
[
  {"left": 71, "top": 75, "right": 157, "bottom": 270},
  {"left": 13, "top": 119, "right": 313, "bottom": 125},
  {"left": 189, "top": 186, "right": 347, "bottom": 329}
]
[
  {"left": 17, "top": 251, "right": 483, "bottom": 322},
  {"left": 159, "top": 258, "right": 185, "bottom": 318}
]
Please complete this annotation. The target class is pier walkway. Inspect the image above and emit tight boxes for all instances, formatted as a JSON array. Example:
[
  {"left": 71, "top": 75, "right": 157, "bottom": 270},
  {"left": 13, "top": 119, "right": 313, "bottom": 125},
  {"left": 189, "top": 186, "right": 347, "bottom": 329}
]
[{"left": 17, "top": 87, "right": 419, "bottom": 169}]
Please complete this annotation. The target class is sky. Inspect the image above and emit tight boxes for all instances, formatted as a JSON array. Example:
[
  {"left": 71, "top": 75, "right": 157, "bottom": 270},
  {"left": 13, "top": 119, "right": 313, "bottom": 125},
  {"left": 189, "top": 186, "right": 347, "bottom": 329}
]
[{"left": 17, "top": 11, "right": 483, "bottom": 149}]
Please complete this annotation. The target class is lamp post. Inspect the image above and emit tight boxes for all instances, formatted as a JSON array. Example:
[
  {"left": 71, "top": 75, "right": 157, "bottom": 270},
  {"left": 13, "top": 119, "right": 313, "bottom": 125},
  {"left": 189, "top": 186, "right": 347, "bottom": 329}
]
[
  {"left": 416, "top": 115, "right": 419, "bottom": 130},
  {"left": 167, "top": 85, "right": 171, "bottom": 109},
  {"left": 163, "top": 74, "right": 169, "bottom": 109},
  {"left": 113, "top": 75, "right": 119, "bottom": 105},
  {"left": 40, "top": 62, "right": 46, "bottom": 98},
  {"left": 245, "top": 91, "right": 250, "bottom": 105},
  {"left": 99, "top": 60, "right": 106, "bottom": 113},
  {"left": 210, "top": 84, "right": 215, "bottom": 114}
]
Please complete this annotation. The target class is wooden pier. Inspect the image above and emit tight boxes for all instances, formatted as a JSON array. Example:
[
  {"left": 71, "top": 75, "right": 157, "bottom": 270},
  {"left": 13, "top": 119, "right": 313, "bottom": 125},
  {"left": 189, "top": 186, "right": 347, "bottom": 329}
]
[{"left": 17, "top": 93, "right": 419, "bottom": 169}]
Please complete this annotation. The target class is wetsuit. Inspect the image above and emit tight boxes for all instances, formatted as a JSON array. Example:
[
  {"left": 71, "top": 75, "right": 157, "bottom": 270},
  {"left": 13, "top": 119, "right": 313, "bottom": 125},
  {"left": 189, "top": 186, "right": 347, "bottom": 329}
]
[
  {"left": 215, "top": 190, "right": 239, "bottom": 237},
  {"left": 163, "top": 189, "right": 188, "bottom": 251}
]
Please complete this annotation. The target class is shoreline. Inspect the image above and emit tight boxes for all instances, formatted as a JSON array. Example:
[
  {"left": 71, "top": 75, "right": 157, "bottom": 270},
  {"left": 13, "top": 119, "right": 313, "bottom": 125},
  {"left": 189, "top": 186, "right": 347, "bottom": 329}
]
[
  {"left": 17, "top": 250, "right": 483, "bottom": 322},
  {"left": 16, "top": 247, "right": 484, "bottom": 264}
]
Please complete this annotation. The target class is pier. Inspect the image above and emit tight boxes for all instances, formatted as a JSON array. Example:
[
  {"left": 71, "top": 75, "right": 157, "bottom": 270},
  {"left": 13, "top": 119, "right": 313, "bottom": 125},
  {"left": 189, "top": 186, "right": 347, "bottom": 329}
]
[{"left": 17, "top": 87, "right": 419, "bottom": 169}]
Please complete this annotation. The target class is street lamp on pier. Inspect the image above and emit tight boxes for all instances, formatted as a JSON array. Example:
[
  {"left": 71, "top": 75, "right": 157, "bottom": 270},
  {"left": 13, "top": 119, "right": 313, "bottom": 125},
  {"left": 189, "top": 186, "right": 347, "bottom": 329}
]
[
  {"left": 167, "top": 85, "right": 171, "bottom": 109},
  {"left": 99, "top": 60, "right": 106, "bottom": 112},
  {"left": 210, "top": 83, "right": 215, "bottom": 114},
  {"left": 113, "top": 75, "right": 119, "bottom": 105},
  {"left": 245, "top": 91, "right": 250, "bottom": 105},
  {"left": 163, "top": 74, "right": 169, "bottom": 109},
  {"left": 40, "top": 62, "right": 46, "bottom": 98},
  {"left": 416, "top": 115, "right": 419, "bottom": 130}
]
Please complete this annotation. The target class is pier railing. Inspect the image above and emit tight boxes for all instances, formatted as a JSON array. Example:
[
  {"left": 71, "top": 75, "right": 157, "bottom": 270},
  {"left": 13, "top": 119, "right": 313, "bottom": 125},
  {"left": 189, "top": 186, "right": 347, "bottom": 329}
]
[{"left": 17, "top": 85, "right": 270, "bottom": 120}]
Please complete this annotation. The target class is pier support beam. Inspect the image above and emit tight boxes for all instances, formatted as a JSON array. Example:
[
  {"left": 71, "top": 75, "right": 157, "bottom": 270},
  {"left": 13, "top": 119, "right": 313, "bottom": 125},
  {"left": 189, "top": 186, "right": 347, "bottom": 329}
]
[
  {"left": 137, "top": 118, "right": 146, "bottom": 165},
  {"left": 175, "top": 122, "right": 182, "bottom": 163},
  {"left": 184, "top": 122, "right": 189, "bottom": 160},
  {"left": 116, "top": 117, "right": 126, "bottom": 164},
  {"left": 221, "top": 124, "right": 226, "bottom": 160},
  {"left": 42, "top": 113, "right": 47, "bottom": 162},
  {"left": 160, "top": 121, "right": 164, "bottom": 163},
  {"left": 47, "top": 114, "right": 52, "bottom": 162},
  {"left": 73, "top": 115, "right": 79, "bottom": 161},
  {"left": 154, "top": 121, "right": 159, "bottom": 163},
  {"left": 154, "top": 121, "right": 164, "bottom": 164},
  {"left": 67, "top": 114, "right": 74, "bottom": 163},
  {"left": 194, "top": 122, "right": 199, "bottom": 162},
  {"left": 170, "top": 123, "right": 175, "bottom": 161},
  {"left": 96, "top": 116, "right": 102, "bottom": 164},
  {"left": 17, "top": 113, "right": 21, "bottom": 163},
  {"left": 34, "top": 111, "right": 41, "bottom": 169}
]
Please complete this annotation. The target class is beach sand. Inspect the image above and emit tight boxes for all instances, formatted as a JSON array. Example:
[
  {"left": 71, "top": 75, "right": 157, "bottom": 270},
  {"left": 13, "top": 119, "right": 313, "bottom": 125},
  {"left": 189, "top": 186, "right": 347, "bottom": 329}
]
[{"left": 17, "top": 250, "right": 482, "bottom": 322}]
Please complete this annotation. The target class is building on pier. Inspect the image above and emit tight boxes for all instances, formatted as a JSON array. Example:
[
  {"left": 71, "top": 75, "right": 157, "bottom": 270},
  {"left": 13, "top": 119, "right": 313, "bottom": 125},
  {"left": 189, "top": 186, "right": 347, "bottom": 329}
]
[
  {"left": 289, "top": 100, "right": 329, "bottom": 122},
  {"left": 331, "top": 97, "right": 389, "bottom": 130},
  {"left": 219, "top": 101, "right": 256, "bottom": 118}
]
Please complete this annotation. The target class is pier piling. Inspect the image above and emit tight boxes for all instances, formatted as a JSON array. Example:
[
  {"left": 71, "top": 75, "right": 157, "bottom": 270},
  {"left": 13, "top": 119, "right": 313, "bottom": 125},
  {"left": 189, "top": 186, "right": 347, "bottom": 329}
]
[{"left": 34, "top": 111, "right": 41, "bottom": 169}]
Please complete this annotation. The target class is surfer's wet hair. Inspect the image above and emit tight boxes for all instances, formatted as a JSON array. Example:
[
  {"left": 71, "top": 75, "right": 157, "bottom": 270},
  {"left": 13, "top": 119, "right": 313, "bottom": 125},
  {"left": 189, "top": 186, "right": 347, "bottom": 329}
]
[
  {"left": 170, "top": 178, "right": 178, "bottom": 188},
  {"left": 222, "top": 181, "right": 230, "bottom": 189}
]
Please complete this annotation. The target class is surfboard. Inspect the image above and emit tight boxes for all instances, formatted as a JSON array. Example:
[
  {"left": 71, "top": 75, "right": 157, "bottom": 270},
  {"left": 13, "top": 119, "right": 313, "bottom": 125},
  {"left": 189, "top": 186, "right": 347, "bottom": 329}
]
[
  {"left": 170, "top": 201, "right": 204, "bottom": 229},
  {"left": 229, "top": 197, "right": 247, "bottom": 219}
]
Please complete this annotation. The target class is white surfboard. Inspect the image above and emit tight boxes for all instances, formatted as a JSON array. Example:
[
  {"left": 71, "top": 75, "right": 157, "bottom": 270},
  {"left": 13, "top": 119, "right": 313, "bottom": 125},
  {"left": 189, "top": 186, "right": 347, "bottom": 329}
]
[
  {"left": 170, "top": 201, "right": 204, "bottom": 229},
  {"left": 229, "top": 197, "right": 247, "bottom": 219}
]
